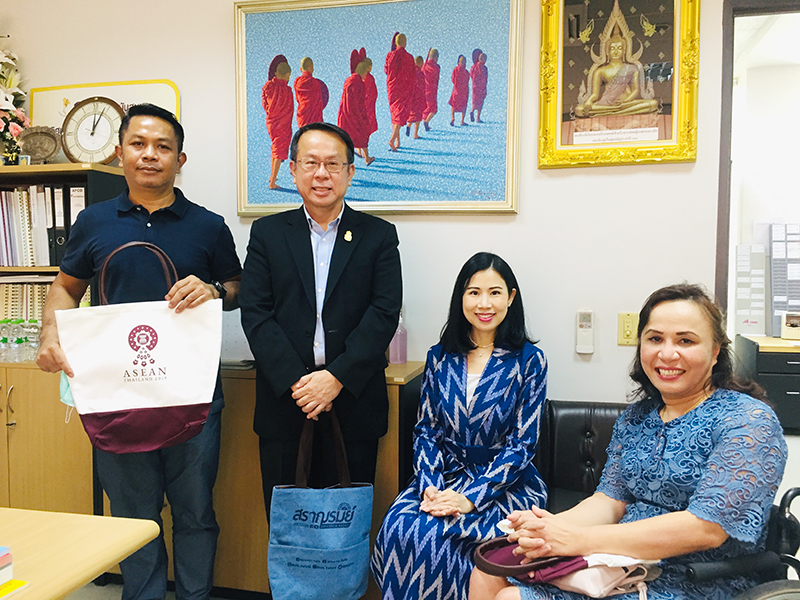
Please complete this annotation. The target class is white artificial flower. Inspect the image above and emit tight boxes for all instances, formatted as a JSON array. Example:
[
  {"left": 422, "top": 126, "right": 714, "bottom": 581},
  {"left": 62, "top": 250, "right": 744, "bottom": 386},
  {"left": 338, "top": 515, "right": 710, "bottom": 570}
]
[
  {"left": 0, "top": 48, "right": 23, "bottom": 109},
  {"left": 4, "top": 69, "right": 20, "bottom": 90},
  {"left": 0, "top": 49, "right": 17, "bottom": 68},
  {"left": 0, "top": 89, "right": 16, "bottom": 111}
]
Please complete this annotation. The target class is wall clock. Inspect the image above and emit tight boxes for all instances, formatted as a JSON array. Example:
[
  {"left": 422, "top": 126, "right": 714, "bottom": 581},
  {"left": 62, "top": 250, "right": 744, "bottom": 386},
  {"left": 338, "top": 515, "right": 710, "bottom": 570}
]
[{"left": 61, "top": 96, "right": 125, "bottom": 164}]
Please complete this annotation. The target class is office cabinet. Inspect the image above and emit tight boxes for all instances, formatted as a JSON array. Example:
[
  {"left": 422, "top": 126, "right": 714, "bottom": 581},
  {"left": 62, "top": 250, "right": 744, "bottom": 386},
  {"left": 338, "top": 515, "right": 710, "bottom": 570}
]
[
  {"left": 0, "top": 362, "right": 93, "bottom": 512},
  {"left": 735, "top": 335, "right": 800, "bottom": 432}
]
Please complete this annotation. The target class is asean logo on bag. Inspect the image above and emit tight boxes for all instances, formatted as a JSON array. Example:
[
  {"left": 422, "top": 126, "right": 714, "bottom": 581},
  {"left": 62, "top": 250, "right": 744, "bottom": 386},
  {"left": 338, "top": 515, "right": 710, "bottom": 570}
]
[
  {"left": 292, "top": 502, "right": 358, "bottom": 529},
  {"left": 123, "top": 324, "right": 168, "bottom": 383}
]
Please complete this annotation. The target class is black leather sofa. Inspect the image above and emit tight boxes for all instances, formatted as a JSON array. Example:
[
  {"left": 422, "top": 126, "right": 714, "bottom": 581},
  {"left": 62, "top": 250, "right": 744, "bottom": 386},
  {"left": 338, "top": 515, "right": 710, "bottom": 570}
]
[
  {"left": 398, "top": 391, "right": 627, "bottom": 512},
  {"left": 533, "top": 399, "right": 628, "bottom": 513}
]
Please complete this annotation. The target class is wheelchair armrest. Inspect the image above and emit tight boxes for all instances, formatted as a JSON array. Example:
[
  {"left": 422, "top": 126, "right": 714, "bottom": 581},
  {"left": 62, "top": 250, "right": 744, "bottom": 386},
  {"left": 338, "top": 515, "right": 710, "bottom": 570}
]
[
  {"left": 686, "top": 551, "right": 782, "bottom": 583},
  {"left": 779, "top": 553, "right": 800, "bottom": 579}
]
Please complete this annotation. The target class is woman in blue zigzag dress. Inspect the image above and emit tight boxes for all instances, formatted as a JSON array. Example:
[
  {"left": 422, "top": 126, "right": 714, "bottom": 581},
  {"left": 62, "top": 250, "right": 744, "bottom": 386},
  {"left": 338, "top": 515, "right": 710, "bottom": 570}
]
[
  {"left": 470, "top": 283, "right": 788, "bottom": 600},
  {"left": 370, "top": 252, "right": 548, "bottom": 600}
]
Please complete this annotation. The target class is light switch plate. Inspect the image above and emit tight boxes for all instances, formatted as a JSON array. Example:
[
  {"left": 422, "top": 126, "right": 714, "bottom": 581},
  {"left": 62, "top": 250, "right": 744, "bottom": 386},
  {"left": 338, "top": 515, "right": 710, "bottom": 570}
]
[{"left": 617, "top": 312, "right": 638, "bottom": 346}]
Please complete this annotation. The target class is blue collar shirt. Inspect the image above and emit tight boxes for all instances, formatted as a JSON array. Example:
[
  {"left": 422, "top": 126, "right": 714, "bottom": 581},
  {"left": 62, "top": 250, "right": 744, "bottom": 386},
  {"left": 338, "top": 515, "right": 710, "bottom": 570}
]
[
  {"left": 61, "top": 188, "right": 241, "bottom": 305},
  {"left": 303, "top": 204, "right": 343, "bottom": 367}
]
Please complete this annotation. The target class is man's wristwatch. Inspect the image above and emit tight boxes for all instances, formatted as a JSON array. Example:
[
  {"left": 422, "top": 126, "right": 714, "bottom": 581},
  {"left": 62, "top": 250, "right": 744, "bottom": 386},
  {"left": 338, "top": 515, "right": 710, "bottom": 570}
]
[{"left": 211, "top": 280, "right": 227, "bottom": 300}]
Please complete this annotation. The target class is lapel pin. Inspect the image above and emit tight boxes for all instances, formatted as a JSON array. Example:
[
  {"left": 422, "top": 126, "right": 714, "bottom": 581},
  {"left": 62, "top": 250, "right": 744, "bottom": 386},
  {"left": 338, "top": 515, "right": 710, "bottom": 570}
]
[{"left": 344, "top": 230, "right": 353, "bottom": 242}]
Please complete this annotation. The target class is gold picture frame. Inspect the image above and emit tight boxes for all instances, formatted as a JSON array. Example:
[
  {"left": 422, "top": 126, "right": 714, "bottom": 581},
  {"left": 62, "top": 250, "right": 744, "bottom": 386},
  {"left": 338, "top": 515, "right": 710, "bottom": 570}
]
[
  {"left": 235, "top": 0, "right": 523, "bottom": 215},
  {"left": 538, "top": 0, "right": 699, "bottom": 168}
]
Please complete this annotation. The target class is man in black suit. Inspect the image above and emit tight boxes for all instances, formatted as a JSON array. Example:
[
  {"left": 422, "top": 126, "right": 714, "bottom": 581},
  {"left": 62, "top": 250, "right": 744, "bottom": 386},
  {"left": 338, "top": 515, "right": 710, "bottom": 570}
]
[{"left": 239, "top": 122, "right": 402, "bottom": 516}]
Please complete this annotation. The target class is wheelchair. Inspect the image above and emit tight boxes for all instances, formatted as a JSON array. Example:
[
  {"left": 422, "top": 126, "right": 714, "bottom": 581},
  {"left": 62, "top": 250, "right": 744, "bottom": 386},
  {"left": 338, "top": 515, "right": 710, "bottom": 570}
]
[{"left": 686, "top": 487, "right": 800, "bottom": 599}]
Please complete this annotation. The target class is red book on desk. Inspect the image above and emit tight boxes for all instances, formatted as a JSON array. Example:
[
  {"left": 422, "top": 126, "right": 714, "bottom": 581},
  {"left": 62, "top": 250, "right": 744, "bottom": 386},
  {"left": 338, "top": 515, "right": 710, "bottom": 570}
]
[{"left": 0, "top": 547, "right": 11, "bottom": 586}]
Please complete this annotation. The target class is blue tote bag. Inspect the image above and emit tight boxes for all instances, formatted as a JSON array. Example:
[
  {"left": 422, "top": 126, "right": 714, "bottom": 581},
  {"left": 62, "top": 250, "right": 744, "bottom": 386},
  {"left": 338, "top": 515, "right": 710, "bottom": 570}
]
[{"left": 268, "top": 410, "right": 373, "bottom": 600}]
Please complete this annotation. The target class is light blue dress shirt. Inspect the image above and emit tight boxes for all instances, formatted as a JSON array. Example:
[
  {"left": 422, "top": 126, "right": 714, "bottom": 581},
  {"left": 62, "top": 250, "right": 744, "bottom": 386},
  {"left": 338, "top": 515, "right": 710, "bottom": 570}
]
[{"left": 304, "top": 205, "right": 343, "bottom": 367}]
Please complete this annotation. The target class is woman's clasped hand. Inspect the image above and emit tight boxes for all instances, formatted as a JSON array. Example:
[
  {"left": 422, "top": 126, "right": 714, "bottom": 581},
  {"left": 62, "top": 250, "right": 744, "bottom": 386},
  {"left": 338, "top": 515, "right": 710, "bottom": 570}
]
[
  {"left": 420, "top": 485, "right": 476, "bottom": 518},
  {"left": 504, "top": 507, "right": 588, "bottom": 561}
]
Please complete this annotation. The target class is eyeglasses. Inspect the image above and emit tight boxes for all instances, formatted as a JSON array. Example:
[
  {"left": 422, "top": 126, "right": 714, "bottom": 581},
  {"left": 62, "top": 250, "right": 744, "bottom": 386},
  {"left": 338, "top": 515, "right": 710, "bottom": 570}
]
[{"left": 296, "top": 158, "right": 349, "bottom": 173}]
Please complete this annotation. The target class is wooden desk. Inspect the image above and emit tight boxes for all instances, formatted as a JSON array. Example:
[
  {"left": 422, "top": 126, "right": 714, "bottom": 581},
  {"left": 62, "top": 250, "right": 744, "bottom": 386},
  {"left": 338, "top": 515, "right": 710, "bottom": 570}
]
[
  {"left": 373, "top": 362, "right": 425, "bottom": 537},
  {"left": 737, "top": 335, "right": 800, "bottom": 353},
  {"left": 0, "top": 508, "right": 158, "bottom": 599}
]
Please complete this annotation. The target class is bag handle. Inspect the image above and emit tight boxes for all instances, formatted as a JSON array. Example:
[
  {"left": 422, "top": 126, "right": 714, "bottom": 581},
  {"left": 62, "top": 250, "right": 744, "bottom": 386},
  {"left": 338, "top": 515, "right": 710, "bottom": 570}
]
[
  {"left": 295, "top": 408, "right": 352, "bottom": 488},
  {"left": 473, "top": 536, "right": 571, "bottom": 577},
  {"left": 98, "top": 241, "right": 178, "bottom": 306}
]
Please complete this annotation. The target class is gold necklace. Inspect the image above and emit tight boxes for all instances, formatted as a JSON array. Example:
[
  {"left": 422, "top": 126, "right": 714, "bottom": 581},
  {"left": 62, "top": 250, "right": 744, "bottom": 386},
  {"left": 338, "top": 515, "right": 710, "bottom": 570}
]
[
  {"left": 660, "top": 389, "right": 713, "bottom": 422},
  {"left": 469, "top": 335, "right": 494, "bottom": 358}
]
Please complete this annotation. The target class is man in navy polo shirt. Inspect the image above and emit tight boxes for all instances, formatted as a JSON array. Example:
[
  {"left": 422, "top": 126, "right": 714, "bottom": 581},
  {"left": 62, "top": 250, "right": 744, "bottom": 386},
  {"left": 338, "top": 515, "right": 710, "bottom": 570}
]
[{"left": 36, "top": 103, "right": 241, "bottom": 600}]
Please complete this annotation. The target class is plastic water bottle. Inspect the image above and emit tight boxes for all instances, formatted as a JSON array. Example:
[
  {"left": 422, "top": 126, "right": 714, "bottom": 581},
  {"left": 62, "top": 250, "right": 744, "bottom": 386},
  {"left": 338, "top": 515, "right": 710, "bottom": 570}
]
[
  {"left": 24, "top": 319, "right": 40, "bottom": 362},
  {"left": 389, "top": 312, "right": 407, "bottom": 364},
  {"left": 0, "top": 319, "right": 9, "bottom": 362},
  {"left": 9, "top": 338, "right": 26, "bottom": 363},
  {"left": 7, "top": 320, "right": 25, "bottom": 363}
]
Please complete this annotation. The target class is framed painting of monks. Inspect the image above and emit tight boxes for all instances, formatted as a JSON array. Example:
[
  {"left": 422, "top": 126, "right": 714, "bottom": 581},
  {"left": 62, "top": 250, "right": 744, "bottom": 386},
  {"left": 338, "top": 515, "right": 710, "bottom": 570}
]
[
  {"left": 537, "top": 0, "right": 699, "bottom": 168},
  {"left": 234, "top": 0, "right": 523, "bottom": 215}
]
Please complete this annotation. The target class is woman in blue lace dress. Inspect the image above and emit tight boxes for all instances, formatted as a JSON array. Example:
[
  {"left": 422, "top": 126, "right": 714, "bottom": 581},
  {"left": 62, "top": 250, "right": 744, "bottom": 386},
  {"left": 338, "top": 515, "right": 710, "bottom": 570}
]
[
  {"left": 370, "top": 253, "right": 548, "bottom": 600},
  {"left": 470, "top": 283, "right": 787, "bottom": 600}
]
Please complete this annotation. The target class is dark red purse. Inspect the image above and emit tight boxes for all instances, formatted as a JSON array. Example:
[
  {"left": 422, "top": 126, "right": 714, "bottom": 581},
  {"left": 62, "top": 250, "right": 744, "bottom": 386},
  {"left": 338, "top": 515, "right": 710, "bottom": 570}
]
[{"left": 474, "top": 536, "right": 588, "bottom": 582}]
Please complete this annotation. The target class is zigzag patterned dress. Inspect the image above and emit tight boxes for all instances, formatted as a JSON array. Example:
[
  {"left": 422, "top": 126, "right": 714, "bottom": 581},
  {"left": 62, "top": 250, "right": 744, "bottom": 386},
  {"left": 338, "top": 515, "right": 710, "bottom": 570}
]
[{"left": 370, "top": 342, "right": 548, "bottom": 600}]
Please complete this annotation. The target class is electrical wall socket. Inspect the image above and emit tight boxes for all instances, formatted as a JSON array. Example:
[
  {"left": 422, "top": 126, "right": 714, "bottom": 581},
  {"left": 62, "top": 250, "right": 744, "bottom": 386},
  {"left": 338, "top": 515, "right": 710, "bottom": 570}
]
[{"left": 617, "top": 312, "right": 638, "bottom": 346}]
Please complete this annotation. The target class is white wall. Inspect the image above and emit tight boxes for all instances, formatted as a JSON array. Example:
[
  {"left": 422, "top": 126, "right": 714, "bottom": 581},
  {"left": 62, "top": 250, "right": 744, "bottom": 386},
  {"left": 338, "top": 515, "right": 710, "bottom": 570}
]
[
  {"left": 737, "top": 64, "right": 800, "bottom": 243},
  {"left": 4, "top": 0, "right": 723, "bottom": 404}
]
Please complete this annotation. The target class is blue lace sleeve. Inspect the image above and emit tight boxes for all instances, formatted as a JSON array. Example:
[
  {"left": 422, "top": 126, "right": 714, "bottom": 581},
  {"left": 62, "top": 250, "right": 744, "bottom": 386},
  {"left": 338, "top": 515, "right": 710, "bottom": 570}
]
[
  {"left": 596, "top": 408, "right": 636, "bottom": 504},
  {"left": 687, "top": 393, "right": 787, "bottom": 544}
]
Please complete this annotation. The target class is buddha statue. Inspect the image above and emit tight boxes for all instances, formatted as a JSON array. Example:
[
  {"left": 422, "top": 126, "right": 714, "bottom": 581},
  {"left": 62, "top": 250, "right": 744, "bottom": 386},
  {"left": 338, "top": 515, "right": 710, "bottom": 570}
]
[{"left": 575, "top": 0, "right": 658, "bottom": 118}]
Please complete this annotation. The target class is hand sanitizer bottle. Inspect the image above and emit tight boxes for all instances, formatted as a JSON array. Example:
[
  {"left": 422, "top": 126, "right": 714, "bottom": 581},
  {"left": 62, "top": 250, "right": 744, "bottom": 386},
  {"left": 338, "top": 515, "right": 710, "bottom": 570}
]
[{"left": 389, "top": 312, "right": 407, "bottom": 365}]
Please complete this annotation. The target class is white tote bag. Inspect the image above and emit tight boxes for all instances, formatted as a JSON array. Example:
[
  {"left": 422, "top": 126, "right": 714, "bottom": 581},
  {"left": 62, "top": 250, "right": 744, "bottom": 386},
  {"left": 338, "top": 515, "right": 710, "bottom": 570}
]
[
  {"left": 56, "top": 298, "right": 222, "bottom": 453},
  {"left": 54, "top": 241, "right": 223, "bottom": 454}
]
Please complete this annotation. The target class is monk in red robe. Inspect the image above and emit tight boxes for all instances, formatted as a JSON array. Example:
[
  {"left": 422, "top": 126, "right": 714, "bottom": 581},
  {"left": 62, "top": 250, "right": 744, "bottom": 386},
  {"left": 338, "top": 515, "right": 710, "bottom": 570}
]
[
  {"left": 471, "top": 48, "right": 483, "bottom": 68},
  {"left": 384, "top": 32, "right": 416, "bottom": 151},
  {"left": 384, "top": 31, "right": 399, "bottom": 73},
  {"left": 470, "top": 52, "right": 488, "bottom": 123},
  {"left": 362, "top": 58, "right": 378, "bottom": 138},
  {"left": 339, "top": 51, "right": 374, "bottom": 165},
  {"left": 352, "top": 48, "right": 377, "bottom": 157},
  {"left": 448, "top": 54, "right": 470, "bottom": 126},
  {"left": 406, "top": 56, "right": 427, "bottom": 139},
  {"left": 262, "top": 58, "right": 293, "bottom": 189},
  {"left": 421, "top": 48, "right": 440, "bottom": 131},
  {"left": 293, "top": 57, "right": 328, "bottom": 128}
]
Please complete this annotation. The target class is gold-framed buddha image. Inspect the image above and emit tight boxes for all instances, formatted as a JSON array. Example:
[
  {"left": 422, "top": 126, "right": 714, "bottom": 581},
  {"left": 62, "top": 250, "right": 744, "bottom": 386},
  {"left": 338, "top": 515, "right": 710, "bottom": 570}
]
[{"left": 538, "top": 0, "right": 699, "bottom": 168}]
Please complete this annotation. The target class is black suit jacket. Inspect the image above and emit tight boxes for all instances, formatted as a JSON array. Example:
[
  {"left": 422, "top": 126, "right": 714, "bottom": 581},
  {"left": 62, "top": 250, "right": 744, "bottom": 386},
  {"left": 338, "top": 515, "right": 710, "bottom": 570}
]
[{"left": 239, "top": 204, "right": 402, "bottom": 442}]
